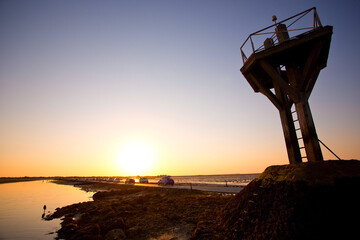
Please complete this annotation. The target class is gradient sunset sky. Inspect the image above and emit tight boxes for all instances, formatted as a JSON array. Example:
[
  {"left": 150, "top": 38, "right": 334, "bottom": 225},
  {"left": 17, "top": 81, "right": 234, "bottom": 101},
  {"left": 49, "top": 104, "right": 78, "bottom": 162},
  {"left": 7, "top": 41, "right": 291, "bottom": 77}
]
[{"left": 1, "top": 0, "right": 359, "bottom": 177}]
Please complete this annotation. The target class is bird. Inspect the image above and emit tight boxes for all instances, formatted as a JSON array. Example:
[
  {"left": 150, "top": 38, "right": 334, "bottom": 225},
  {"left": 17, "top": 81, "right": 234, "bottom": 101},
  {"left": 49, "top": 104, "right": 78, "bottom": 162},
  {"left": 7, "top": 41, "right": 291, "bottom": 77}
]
[{"left": 43, "top": 205, "right": 46, "bottom": 211}]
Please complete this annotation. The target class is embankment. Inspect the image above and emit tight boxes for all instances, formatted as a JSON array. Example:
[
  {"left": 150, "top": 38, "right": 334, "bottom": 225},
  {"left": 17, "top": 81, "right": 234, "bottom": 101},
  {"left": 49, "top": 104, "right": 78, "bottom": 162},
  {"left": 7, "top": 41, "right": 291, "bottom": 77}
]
[{"left": 192, "top": 160, "right": 360, "bottom": 239}]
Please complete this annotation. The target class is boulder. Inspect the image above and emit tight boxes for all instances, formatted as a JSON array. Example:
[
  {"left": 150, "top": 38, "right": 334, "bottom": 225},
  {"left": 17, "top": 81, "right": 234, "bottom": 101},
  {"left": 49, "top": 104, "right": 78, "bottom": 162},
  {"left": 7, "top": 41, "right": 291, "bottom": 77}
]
[
  {"left": 193, "top": 160, "right": 360, "bottom": 240},
  {"left": 105, "top": 228, "right": 126, "bottom": 240}
]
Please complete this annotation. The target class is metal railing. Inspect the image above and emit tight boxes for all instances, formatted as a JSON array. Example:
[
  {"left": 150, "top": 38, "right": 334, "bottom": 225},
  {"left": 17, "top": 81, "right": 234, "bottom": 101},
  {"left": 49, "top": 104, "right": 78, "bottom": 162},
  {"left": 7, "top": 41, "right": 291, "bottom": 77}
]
[{"left": 240, "top": 7, "right": 323, "bottom": 64}]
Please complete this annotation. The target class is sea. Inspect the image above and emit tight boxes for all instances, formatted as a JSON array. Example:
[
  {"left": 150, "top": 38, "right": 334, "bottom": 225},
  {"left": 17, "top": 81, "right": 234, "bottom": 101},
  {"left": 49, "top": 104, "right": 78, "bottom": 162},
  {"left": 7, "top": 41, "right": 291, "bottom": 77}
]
[{"left": 0, "top": 180, "right": 93, "bottom": 240}]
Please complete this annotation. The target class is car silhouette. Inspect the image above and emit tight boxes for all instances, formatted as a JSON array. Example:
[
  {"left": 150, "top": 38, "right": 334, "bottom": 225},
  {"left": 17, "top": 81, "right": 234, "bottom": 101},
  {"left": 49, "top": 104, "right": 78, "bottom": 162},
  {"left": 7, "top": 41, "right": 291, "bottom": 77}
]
[
  {"left": 125, "top": 178, "right": 135, "bottom": 184},
  {"left": 158, "top": 176, "right": 174, "bottom": 186},
  {"left": 139, "top": 177, "right": 149, "bottom": 183}
]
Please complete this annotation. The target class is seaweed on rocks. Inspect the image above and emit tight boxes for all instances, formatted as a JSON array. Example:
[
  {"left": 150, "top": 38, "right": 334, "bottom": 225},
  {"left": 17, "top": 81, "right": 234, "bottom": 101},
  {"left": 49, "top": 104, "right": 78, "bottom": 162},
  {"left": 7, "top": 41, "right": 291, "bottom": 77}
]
[{"left": 48, "top": 185, "right": 232, "bottom": 240}]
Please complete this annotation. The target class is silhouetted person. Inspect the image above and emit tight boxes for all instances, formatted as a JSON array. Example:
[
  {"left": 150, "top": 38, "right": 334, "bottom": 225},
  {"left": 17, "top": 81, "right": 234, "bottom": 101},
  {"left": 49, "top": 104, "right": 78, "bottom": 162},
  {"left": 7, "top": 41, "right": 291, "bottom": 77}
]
[{"left": 41, "top": 205, "right": 47, "bottom": 219}]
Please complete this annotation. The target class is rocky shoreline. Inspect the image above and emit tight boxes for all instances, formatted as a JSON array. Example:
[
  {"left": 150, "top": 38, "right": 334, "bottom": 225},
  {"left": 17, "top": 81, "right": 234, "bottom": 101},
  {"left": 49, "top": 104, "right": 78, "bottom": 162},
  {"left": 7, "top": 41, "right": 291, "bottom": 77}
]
[
  {"left": 47, "top": 160, "right": 360, "bottom": 239},
  {"left": 46, "top": 183, "right": 232, "bottom": 240}
]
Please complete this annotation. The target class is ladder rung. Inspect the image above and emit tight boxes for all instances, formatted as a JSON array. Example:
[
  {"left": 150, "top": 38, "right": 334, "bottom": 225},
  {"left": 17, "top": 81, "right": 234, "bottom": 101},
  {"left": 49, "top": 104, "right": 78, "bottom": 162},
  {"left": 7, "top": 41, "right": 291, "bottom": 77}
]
[
  {"left": 293, "top": 119, "right": 299, "bottom": 122},
  {"left": 297, "top": 137, "right": 303, "bottom": 140},
  {"left": 299, "top": 147, "right": 305, "bottom": 149},
  {"left": 295, "top": 128, "right": 301, "bottom": 131},
  {"left": 291, "top": 111, "right": 297, "bottom": 114},
  {"left": 302, "top": 156, "right": 307, "bottom": 158}
]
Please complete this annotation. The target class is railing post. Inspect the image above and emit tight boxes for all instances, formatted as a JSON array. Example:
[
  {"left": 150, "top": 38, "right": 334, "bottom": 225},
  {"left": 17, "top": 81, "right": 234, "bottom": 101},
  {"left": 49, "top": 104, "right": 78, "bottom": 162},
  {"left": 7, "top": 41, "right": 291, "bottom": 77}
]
[
  {"left": 313, "top": 10, "right": 316, "bottom": 28},
  {"left": 241, "top": 49, "right": 247, "bottom": 64},
  {"left": 314, "top": 9, "right": 322, "bottom": 28},
  {"left": 250, "top": 35, "right": 255, "bottom": 53}
]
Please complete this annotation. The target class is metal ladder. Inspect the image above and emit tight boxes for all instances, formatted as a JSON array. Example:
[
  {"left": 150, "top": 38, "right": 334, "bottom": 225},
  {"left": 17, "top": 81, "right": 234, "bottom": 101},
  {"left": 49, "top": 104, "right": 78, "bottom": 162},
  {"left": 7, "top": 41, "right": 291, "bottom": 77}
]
[
  {"left": 291, "top": 106, "right": 307, "bottom": 161},
  {"left": 291, "top": 106, "right": 342, "bottom": 161}
]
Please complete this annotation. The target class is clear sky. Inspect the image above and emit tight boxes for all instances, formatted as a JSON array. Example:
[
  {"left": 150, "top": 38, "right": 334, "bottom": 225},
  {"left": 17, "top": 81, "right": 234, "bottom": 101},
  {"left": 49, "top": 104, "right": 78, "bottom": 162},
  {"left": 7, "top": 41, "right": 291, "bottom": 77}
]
[{"left": 1, "top": 0, "right": 359, "bottom": 177}]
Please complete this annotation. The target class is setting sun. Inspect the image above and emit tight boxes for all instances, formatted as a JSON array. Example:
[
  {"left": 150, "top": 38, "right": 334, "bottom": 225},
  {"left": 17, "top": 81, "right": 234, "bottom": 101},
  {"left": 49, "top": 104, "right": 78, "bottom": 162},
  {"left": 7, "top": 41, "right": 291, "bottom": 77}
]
[{"left": 116, "top": 142, "right": 154, "bottom": 176}]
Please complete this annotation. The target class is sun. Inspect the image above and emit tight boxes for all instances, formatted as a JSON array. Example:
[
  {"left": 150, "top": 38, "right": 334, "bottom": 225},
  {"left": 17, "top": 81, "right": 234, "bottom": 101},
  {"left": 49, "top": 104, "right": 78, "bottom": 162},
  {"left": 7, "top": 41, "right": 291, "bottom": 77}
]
[{"left": 116, "top": 142, "right": 154, "bottom": 176}]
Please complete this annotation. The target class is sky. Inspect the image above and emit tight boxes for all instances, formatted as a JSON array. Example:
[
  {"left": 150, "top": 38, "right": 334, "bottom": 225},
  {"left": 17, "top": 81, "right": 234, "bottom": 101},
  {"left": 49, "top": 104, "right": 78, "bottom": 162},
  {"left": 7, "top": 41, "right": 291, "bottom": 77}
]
[{"left": 1, "top": 0, "right": 359, "bottom": 177}]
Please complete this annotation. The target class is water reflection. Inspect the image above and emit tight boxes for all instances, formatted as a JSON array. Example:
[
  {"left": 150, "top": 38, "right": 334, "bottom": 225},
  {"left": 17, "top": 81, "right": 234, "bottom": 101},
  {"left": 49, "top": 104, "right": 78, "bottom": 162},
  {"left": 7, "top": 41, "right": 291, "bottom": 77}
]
[{"left": 0, "top": 180, "right": 93, "bottom": 239}]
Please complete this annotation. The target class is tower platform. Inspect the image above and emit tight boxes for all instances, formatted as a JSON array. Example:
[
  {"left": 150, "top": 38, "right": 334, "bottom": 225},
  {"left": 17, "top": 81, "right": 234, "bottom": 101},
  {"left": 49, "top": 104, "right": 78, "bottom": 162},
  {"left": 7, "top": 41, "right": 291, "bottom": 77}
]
[{"left": 241, "top": 25, "right": 333, "bottom": 93}]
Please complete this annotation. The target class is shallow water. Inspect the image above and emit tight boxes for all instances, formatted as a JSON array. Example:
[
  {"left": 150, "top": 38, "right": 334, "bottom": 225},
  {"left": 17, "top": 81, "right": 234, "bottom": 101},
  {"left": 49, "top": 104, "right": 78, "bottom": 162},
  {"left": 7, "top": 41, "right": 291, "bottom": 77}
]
[{"left": 0, "top": 180, "right": 93, "bottom": 240}]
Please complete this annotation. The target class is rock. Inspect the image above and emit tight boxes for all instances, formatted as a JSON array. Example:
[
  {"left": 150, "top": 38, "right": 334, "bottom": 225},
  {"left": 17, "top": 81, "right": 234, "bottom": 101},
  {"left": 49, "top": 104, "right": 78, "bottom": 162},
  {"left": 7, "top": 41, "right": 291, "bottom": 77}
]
[
  {"left": 192, "top": 160, "right": 360, "bottom": 240},
  {"left": 99, "top": 217, "right": 125, "bottom": 234},
  {"left": 78, "top": 224, "right": 101, "bottom": 236},
  {"left": 48, "top": 181, "right": 231, "bottom": 239},
  {"left": 57, "top": 222, "right": 78, "bottom": 237},
  {"left": 104, "top": 228, "right": 126, "bottom": 240},
  {"left": 127, "top": 226, "right": 141, "bottom": 238}
]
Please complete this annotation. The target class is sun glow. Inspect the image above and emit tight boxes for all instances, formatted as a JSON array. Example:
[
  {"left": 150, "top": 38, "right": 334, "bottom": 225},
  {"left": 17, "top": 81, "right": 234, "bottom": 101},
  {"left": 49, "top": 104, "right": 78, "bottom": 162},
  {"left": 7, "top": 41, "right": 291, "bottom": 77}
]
[{"left": 116, "top": 142, "right": 154, "bottom": 175}]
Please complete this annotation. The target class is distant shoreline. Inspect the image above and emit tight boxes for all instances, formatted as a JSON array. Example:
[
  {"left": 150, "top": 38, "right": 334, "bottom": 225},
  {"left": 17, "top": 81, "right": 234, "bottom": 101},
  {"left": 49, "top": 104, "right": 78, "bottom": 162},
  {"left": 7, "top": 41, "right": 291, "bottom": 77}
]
[{"left": 0, "top": 177, "right": 49, "bottom": 184}]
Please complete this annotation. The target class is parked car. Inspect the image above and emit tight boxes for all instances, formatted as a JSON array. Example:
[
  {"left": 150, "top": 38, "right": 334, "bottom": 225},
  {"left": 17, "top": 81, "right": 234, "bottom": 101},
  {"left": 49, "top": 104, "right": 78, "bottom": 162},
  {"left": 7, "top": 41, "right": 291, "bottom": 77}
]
[
  {"left": 125, "top": 178, "right": 135, "bottom": 184},
  {"left": 139, "top": 177, "right": 149, "bottom": 183},
  {"left": 158, "top": 176, "right": 174, "bottom": 186}
]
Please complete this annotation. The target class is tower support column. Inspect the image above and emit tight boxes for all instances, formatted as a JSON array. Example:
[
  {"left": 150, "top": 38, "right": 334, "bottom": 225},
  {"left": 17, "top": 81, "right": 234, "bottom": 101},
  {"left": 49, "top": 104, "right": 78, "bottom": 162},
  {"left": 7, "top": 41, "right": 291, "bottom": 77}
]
[
  {"left": 278, "top": 100, "right": 303, "bottom": 164},
  {"left": 295, "top": 93, "right": 323, "bottom": 162},
  {"left": 274, "top": 77, "right": 302, "bottom": 164}
]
